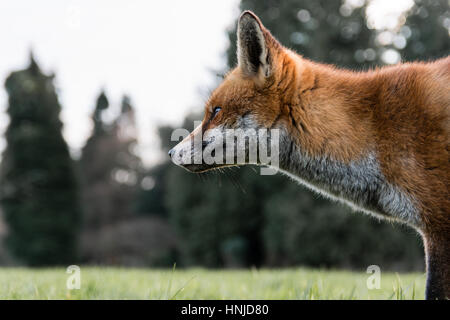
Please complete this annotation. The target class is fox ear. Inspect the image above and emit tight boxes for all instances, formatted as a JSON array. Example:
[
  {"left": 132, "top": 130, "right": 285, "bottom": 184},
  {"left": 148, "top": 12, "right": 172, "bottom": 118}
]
[{"left": 237, "top": 11, "right": 273, "bottom": 78}]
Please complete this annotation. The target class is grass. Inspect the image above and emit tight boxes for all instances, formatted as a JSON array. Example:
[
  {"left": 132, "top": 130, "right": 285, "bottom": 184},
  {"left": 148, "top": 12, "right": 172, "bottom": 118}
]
[{"left": 0, "top": 266, "right": 426, "bottom": 300}]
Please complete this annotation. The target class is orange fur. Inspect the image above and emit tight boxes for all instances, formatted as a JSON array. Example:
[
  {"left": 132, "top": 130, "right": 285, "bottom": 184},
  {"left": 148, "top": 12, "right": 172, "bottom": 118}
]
[{"left": 177, "top": 11, "right": 449, "bottom": 299}]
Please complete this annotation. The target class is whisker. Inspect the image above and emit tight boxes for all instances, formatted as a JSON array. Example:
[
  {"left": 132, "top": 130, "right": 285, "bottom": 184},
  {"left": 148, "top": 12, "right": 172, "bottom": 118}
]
[{"left": 225, "top": 167, "right": 246, "bottom": 194}]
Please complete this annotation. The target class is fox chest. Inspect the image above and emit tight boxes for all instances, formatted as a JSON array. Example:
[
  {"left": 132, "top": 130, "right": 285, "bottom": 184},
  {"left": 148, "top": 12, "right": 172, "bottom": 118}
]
[{"left": 279, "top": 142, "right": 420, "bottom": 227}]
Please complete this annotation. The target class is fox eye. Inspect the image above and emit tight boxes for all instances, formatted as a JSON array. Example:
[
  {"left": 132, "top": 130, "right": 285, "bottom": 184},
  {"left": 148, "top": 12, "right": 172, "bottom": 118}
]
[{"left": 212, "top": 106, "right": 221, "bottom": 117}]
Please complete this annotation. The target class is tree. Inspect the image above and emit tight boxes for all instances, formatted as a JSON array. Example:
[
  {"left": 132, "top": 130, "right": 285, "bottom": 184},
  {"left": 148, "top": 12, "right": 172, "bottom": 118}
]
[
  {"left": 0, "top": 55, "right": 80, "bottom": 266},
  {"left": 79, "top": 92, "right": 143, "bottom": 262},
  {"left": 80, "top": 93, "right": 142, "bottom": 227},
  {"left": 398, "top": 0, "right": 449, "bottom": 61},
  {"left": 134, "top": 125, "right": 174, "bottom": 217}
]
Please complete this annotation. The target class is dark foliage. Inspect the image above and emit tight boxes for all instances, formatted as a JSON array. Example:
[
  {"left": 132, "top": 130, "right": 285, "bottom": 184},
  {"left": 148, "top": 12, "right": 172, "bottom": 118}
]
[{"left": 1, "top": 55, "right": 80, "bottom": 265}]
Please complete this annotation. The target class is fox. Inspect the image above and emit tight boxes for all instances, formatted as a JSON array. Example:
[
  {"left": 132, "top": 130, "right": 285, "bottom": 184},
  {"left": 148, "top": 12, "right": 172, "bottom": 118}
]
[{"left": 169, "top": 11, "right": 450, "bottom": 299}]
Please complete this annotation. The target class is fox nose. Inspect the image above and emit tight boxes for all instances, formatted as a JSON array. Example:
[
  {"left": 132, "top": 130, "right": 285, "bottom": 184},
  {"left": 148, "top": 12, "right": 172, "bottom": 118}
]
[{"left": 168, "top": 148, "right": 175, "bottom": 158}]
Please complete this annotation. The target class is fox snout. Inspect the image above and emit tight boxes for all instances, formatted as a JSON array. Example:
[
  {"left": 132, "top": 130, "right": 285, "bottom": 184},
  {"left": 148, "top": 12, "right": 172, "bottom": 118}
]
[
  {"left": 168, "top": 125, "right": 223, "bottom": 172},
  {"left": 169, "top": 121, "right": 281, "bottom": 176}
]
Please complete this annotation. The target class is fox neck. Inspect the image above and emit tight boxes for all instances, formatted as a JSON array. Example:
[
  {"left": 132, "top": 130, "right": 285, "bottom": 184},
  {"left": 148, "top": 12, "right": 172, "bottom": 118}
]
[
  {"left": 275, "top": 54, "right": 375, "bottom": 163},
  {"left": 273, "top": 55, "right": 420, "bottom": 228}
]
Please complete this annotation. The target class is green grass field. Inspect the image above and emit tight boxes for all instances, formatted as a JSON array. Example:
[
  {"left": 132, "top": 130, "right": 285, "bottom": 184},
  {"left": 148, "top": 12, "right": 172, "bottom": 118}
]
[{"left": 0, "top": 267, "right": 426, "bottom": 300}]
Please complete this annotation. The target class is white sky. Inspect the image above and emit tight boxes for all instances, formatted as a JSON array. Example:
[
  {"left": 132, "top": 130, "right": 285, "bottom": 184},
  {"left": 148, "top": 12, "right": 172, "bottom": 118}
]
[{"left": 0, "top": 0, "right": 412, "bottom": 166}]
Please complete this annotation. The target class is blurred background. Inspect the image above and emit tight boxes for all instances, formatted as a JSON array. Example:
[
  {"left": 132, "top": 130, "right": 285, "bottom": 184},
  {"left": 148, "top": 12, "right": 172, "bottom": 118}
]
[{"left": 0, "top": 0, "right": 448, "bottom": 270}]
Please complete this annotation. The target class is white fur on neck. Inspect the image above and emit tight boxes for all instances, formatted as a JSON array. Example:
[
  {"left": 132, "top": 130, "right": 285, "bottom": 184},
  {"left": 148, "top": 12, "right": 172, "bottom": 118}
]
[{"left": 277, "top": 129, "right": 422, "bottom": 228}]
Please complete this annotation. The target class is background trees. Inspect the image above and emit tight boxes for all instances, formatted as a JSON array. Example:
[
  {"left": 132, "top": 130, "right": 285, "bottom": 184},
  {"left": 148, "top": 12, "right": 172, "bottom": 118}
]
[
  {"left": 396, "top": 0, "right": 449, "bottom": 61},
  {"left": 78, "top": 92, "right": 176, "bottom": 266},
  {"left": 79, "top": 92, "right": 140, "bottom": 230},
  {"left": 0, "top": 55, "right": 80, "bottom": 266}
]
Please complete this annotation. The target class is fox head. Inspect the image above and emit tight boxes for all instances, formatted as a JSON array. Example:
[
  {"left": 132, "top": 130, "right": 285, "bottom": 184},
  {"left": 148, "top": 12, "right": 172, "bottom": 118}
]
[{"left": 169, "top": 11, "right": 316, "bottom": 173}]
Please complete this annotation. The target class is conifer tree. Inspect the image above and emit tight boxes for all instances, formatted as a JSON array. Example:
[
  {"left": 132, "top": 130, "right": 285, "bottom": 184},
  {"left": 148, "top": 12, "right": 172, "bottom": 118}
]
[
  {"left": 80, "top": 93, "right": 141, "bottom": 229},
  {"left": 1, "top": 55, "right": 80, "bottom": 265}
]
